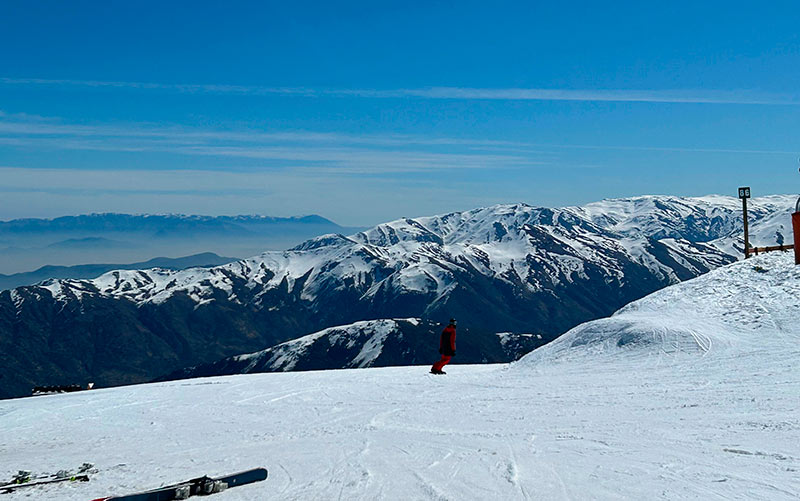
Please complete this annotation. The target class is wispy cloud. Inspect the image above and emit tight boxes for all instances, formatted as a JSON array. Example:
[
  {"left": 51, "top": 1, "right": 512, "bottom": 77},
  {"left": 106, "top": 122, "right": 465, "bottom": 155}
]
[
  {"left": 1, "top": 111, "right": 794, "bottom": 180},
  {"left": 489, "top": 142, "right": 799, "bottom": 156},
  {"left": 0, "top": 77, "right": 316, "bottom": 96},
  {"left": 0, "top": 117, "right": 529, "bottom": 149},
  {"left": 339, "top": 87, "right": 800, "bottom": 105},
  {"left": 2, "top": 77, "right": 797, "bottom": 105},
  {"left": 0, "top": 112, "right": 546, "bottom": 173}
]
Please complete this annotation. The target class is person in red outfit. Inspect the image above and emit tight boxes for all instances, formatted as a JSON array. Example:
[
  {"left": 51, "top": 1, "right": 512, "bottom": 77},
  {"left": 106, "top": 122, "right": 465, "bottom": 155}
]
[{"left": 430, "top": 318, "right": 456, "bottom": 374}]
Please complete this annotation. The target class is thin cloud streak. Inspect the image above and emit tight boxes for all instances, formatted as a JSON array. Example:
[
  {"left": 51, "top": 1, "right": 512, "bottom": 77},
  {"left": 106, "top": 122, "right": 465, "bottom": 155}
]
[
  {"left": 2, "top": 77, "right": 798, "bottom": 105},
  {"left": 386, "top": 87, "right": 800, "bottom": 105},
  {"left": 0, "top": 77, "right": 315, "bottom": 96},
  {"left": 0, "top": 114, "right": 531, "bottom": 149},
  {"left": 520, "top": 142, "right": 800, "bottom": 156},
  {"left": 3, "top": 135, "right": 543, "bottom": 173},
  {"left": 0, "top": 115, "right": 792, "bottom": 162},
  {"left": 0, "top": 114, "right": 543, "bottom": 173},
  {"left": 4, "top": 111, "right": 795, "bottom": 153}
]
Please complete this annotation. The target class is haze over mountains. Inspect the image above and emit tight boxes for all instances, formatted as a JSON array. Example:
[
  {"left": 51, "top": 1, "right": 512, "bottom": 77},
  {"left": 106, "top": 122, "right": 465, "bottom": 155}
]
[
  {"left": 0, "top": 194, "right": 795, "bottom": 399},
  {"left": 0, "top": 213, "right": 361, "bottom": 275}
]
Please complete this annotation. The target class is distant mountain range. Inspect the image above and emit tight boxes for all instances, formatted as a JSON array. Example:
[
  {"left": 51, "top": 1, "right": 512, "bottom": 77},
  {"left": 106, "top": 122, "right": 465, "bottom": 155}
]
[
  {"left": 0, "top": 213, "right": 340, "bottom": 235},
  {"left": 0, "top": 195, "right": 796, "bottom": 399},
  {"left": 0, "top": 213, "right": 361, "bottom": 275},
  {"left": 44, "top": 236, "right": 132, "bottom": 250},
  {"left": 0, "top": 252, "right": 238, "bottom": 291}
]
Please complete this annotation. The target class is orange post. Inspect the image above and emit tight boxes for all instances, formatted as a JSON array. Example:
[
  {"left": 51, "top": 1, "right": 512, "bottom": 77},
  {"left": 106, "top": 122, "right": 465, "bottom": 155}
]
[
  {"left": 742, "top": 196, "right": 750, "bottom": 258},
  {"left": 793, "top": 210, "right": 800, "bottom": 265}
]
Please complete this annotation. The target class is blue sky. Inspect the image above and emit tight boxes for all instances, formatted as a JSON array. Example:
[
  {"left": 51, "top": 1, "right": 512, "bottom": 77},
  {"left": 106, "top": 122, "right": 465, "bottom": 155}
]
[{"left": 1, "top": 1, "right": 799, "bottom": 225}]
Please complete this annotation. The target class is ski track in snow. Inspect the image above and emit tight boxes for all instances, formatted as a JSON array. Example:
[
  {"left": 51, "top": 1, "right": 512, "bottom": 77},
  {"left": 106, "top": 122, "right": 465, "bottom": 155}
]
[{"left": 0, "top": 355, "right": 798, "bottom": 500}]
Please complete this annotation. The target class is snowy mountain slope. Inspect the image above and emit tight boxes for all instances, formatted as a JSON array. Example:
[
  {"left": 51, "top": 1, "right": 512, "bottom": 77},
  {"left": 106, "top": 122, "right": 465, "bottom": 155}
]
[
  {"left": 577, "top": 194, "right": 793, "bottom": 244},
  {"left": 1, "top": 256, "right": 798, "bottom": 499},
  {"left": 518, "top": 252, "right": 800, "bottom": 366},
  {"left": 161, "top": 318, "right": 541, "bottom": 381},
  {"left": 0, "top": 252, "right": 237, "bottom": 291},
  {"left": 0, "top": 195, "right": 795, "bottom": 399}
]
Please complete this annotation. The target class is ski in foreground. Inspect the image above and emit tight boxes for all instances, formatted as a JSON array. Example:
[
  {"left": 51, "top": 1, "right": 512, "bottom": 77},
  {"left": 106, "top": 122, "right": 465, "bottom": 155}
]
[
  {"left": 1, "top": 474, "right": 90, "bottom": 494},
  {"left": 0, "top": 463, "right": 95, "bottom": 489},
  {"left": 91, "top": 468, "right": 268, "bottom": 501},
  {"left": 0, "top": 254, "right": 798, "bottom": 499}
]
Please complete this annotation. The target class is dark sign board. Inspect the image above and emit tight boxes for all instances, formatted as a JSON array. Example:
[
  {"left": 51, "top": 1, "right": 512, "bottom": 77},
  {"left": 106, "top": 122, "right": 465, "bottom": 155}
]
[{"left": 738, "top": 187, "right": 751, "bottom": 199}]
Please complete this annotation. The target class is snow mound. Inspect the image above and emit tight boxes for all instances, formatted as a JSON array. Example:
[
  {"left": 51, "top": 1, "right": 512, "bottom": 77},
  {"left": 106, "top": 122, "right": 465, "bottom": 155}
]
[{"left": 519, "top": 252, "right": 800, "bottom": 366}]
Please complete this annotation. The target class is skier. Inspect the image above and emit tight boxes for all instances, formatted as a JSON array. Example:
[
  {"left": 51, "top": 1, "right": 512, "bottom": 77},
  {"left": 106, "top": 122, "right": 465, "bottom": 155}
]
[{"left": 430, "top": 318, "right": 457, "bottom": 375}]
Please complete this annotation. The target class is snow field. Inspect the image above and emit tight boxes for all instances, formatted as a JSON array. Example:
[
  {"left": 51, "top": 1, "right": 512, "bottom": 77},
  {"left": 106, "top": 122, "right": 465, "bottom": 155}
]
[
  {"left": 1, "top": 254, "right": 798, "bottom": 500},
  {"left": 1, "top": 350, "right": 797, "bottom": 500}
]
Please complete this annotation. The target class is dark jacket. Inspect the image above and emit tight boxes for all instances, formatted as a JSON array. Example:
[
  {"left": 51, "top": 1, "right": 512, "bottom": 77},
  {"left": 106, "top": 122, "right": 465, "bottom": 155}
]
[{"left": 439, "top": 324, "right": 456, "bottom": 356}]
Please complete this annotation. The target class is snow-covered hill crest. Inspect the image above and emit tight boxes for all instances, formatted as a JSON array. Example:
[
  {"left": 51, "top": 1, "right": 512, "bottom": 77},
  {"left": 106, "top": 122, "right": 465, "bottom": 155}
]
[
  {"left": 519, "top": 252, "right": 800, "bottom": 366},
  {"left": 247, "top": 318, "right": 408, "bottom": 371},
  {"left": 183, "top": 319, "right": 422, "bottom": 377}
]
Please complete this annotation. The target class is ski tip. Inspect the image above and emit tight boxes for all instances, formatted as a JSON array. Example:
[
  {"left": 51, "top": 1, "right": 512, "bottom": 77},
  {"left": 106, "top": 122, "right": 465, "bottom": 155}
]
[{"left": 235, "top": 467, "right": 268, "bottom": 479}]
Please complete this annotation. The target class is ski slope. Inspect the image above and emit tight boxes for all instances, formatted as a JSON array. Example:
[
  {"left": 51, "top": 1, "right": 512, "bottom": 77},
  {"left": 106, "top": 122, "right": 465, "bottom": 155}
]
[{"left": 1, "top": 254, "right": 798, "bottom": 500}]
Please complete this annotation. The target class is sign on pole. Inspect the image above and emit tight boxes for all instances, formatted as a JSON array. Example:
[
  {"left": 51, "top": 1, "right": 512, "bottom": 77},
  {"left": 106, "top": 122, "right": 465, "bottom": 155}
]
[{"left": 739, "top": 187, "right": 751, "bottom": 259}]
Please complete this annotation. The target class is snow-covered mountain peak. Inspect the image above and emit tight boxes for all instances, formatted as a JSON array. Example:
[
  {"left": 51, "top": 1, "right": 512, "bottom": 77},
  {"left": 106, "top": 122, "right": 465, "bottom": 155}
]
[
  {"left": 290, "top": 233, "right": 357, "bottom": 251},
  {"left": 351, "top": 202, "right": 608, "bottom": 248},
  {"left": 576, "top": 194, "right": 796, "bottom": 243},
  {"left": 233, "top": 318, "right": 415, "bottom": 372},
  {"left": 346, "top": 194, "right": 796, "bottom": 251}
]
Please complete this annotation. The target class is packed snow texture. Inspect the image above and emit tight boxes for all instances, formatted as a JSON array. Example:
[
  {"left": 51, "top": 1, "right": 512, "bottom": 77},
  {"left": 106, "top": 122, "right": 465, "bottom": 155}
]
[{"left": 1, "top": 253, "right": 798, "bottom": 499}]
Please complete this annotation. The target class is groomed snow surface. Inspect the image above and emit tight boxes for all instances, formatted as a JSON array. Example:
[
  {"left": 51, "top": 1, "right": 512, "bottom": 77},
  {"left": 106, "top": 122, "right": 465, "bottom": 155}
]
[{"left": 2, "top": 254, "right": 799, "bottom": 500}]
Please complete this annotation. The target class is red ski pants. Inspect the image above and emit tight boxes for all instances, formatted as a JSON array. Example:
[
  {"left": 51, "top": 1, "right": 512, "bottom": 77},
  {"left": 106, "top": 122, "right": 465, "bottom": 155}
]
[{"left": 431, "top": 355, "right": 451, "bottom": 372}]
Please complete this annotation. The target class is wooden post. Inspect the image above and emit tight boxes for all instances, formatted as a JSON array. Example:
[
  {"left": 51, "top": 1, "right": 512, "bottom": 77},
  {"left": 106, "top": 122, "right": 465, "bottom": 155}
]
[{"left": 739, "top": 187, "right": 751, "bottom": 259}]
